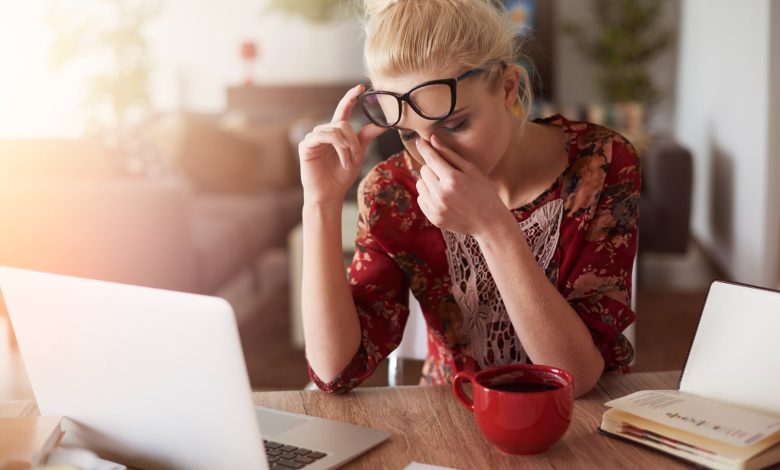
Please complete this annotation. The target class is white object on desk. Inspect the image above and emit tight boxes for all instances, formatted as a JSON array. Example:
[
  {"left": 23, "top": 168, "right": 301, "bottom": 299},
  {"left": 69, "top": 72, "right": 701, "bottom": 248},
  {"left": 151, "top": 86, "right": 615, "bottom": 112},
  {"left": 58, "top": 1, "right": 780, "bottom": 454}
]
[
  {"left": 404, "top": 461, "right": 458, "bottom": 470},
  {"left": 46, "top": 446, "right": 127, "bottom": 470}
]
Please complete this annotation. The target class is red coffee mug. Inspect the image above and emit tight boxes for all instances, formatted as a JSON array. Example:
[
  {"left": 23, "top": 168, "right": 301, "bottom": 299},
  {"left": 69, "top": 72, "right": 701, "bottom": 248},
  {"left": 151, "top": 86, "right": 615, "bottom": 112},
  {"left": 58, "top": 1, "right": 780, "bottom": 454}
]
[{"left": 452, "top": 364, "right": 574, "bottom": 455}]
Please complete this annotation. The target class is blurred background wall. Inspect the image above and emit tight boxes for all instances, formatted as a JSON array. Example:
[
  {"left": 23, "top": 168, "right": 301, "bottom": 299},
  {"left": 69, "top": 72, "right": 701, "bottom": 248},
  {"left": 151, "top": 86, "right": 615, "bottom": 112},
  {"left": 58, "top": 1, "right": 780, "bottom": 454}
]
[
  {"left": 675, "top": 0, "right": 780, "bottom": 287},
  {"left": 0, "top": 0, "right": 367, "bottom": 137},
  {"left": 146, "top": 0, "right": 366, "bottom": 113}
]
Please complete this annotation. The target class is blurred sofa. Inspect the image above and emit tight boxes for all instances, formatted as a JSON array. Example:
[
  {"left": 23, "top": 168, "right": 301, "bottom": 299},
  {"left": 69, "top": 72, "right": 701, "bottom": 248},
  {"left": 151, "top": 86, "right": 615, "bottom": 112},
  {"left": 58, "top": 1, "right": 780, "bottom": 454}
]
[
  {"left": 0, "top": 115, "right": 303, "bottom": 323},
  {"left": 638, "top": 136, "right": 693, "bottom": 254}
]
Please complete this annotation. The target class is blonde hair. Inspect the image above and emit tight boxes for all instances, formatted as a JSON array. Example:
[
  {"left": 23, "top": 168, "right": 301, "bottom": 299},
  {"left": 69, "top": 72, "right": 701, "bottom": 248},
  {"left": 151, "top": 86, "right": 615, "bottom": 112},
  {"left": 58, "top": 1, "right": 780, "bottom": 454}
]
[{"left": 361, "top": 0, "right": 533, "bottom": 119}]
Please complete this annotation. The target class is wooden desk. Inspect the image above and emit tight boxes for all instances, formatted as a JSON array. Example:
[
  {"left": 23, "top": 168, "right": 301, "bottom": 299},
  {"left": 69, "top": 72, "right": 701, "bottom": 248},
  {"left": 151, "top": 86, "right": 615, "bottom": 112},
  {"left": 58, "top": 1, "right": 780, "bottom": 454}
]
[{"left": 1, "top": 371, "right": 686, "bottom": 469}]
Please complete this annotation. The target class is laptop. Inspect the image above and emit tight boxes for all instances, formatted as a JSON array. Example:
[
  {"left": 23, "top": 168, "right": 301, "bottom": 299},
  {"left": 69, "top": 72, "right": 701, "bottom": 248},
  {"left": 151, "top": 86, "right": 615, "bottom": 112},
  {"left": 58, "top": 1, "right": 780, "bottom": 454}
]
[{"left": 0, "top": 266, "right": 390, "bottom": 470}]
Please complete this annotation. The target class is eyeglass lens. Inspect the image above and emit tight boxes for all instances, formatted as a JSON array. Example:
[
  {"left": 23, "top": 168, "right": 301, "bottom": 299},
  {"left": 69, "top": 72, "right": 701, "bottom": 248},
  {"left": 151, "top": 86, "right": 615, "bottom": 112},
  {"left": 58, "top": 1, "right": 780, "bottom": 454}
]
[{"left": 362, "top": 82, "right": 453, "bottom": 126}]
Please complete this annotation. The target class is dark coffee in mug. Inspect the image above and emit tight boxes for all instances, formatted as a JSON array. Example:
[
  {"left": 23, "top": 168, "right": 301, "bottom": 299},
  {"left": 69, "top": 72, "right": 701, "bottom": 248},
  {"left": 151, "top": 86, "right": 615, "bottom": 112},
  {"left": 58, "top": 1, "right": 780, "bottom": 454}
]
[
  {"left": 488, "top": 381, "right": 559, "bottom": 393},
  {"left": 452, "top": 364, "right": 575, "bottom": 455}
]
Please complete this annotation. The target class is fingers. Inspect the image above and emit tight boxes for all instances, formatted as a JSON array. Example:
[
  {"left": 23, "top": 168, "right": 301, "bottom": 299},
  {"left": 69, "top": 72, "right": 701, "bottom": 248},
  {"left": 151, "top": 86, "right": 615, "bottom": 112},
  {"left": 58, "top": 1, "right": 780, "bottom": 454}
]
[
  {"left": 301, "top": 126, "right": 353, "bottom": 170},
  {"left": 417, "top": 166, "right": 446, "bottom": 226},
  {"left": 332, "top": 84, "right": 365, "bottom": 123},
  {"left": 357, "top": 123, "right": 387, "bottom": 148},
  {"left": 417, "top": 196, "right": 435, "bottom": 223},
  {"left": 430, "top": 135, "right": 475, "bottom": 174},
  {"left": 331, "top": 122, "right": 360, "bottom": 165},
  {"left": 321, "top": 123, "right": 358, "bottom": 154},
  {"left": 415, "top": 179, "right": 437, "bottom": 225},
  {"left": 321, "top": 131, "right": 352, "bottom": 170},
  {"left": 419, "top": 164, "right": 440, "bottom": 193},
  {"left": 415, "top": 177, "right": 431, "bottom": 200},
  {"left": 416, "top": 138, "right": 458, "bottom": 178}
]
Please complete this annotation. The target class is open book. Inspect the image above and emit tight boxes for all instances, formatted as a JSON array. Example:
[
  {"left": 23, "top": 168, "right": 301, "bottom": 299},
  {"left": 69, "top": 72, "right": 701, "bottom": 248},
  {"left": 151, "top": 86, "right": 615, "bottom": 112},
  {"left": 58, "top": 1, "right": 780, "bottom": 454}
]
[{"left": 599, "top": 281, "right": 780, "bottom": 470}]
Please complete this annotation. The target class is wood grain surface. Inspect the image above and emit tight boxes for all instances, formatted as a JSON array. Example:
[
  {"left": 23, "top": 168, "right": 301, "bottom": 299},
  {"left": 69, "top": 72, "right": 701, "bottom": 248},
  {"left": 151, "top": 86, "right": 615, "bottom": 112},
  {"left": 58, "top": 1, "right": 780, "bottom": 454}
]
[
  {"left": 0, "top": 371, "right": 687, "bottom": 469},
  {"left": 252, "top": 371, "right": 687, "bottom": 469}
]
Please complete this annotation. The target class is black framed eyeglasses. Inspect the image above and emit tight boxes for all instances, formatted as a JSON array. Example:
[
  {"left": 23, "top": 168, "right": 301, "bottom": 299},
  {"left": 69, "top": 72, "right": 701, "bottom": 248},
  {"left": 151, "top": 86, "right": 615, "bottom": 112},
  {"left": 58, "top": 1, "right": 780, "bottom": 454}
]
[{"left": 358, "top": 60, "right": 506, "bottom": 128}]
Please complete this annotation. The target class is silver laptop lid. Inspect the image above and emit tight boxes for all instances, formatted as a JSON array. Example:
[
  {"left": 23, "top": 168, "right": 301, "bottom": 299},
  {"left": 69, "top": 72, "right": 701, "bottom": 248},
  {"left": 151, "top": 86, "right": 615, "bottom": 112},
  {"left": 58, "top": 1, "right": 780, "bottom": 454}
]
[{"left": 0, "top": 266, "right": 267, "bottom": 470}]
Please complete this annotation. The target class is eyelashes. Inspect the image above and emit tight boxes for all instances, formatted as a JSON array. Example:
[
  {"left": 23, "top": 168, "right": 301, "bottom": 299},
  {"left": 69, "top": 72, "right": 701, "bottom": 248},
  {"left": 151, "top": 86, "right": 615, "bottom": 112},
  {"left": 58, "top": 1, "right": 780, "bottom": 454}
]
[
  {"left": 398, "top": 119, "right": 470, "bottom": 142},
  {"left": 399, "top": 132, "right": 417, "bottom": 142}
]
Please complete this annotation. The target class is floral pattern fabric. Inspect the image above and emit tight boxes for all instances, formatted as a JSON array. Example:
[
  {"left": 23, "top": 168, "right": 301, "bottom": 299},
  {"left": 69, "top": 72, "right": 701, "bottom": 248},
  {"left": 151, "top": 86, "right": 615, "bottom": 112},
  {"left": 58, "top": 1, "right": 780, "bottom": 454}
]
[{"left": 308, "top": 115, "right": 641, "bottom": 393}]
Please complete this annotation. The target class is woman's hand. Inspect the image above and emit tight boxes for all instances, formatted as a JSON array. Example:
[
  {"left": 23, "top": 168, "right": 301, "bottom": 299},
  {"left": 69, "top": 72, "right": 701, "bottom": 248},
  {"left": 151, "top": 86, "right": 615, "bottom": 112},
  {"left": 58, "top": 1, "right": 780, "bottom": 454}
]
[
  {"left": 415, "top": 135, "right": 514, "bottom": 237},
  {"left": 298, "top": 84, "right": 386, "bottom": 206}
]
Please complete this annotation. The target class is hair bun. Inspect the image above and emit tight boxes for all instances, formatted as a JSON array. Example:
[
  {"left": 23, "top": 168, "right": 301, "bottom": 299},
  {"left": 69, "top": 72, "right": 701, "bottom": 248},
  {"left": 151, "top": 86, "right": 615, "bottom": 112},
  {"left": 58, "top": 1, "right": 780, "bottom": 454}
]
[{"left": 363, "top": 0, "right": 400, "bottom": 17}]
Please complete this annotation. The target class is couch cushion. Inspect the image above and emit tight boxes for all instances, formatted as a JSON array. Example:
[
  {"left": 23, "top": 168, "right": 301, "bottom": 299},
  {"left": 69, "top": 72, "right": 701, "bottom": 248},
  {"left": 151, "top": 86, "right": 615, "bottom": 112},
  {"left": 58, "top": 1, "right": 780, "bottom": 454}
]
[
  {"left": 190, "top": 214, "right": 253, "bottom": 294},
  {"left": 219, "top": 115, "right": 299, "bottom": 189},
  {"left": 172, "top": 115, "right": 261, "bottom": 193},
  {"left": 191, "top": 189, "right": 304, "bottom": 262},
  {"left": 153, "top": 113, "right": 299, "bottom": 193}
]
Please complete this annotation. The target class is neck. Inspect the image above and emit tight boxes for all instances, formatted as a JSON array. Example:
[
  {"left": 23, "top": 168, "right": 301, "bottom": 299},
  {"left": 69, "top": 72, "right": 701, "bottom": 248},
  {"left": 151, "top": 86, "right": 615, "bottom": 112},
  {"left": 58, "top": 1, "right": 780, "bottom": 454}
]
[
  {"left": 487, "top": 116, "right": 536, "bottom": 205},
  {"left": 487, "top": 117, "right": 567, "bottom": 210}
]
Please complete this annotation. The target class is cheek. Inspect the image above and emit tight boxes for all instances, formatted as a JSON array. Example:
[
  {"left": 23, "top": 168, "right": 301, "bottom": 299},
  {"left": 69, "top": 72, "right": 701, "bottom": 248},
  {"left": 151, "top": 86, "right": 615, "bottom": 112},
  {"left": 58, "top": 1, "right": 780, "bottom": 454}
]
[{"left": 440, "top": 119, "right": 510, "bottom": 170}]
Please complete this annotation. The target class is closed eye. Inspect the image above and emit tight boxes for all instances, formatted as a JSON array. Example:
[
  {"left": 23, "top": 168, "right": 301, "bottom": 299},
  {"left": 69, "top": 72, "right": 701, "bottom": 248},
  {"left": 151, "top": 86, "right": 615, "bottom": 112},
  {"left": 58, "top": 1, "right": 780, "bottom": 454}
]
[
  {"left": 397, "top": 118, "right": 469, "bottom": 142},
  {"left": 399, "top": 130, "right": 418, "bottom": 142},
  {"left": 444, "top": 119, "right": 469, "bottom": 133}
]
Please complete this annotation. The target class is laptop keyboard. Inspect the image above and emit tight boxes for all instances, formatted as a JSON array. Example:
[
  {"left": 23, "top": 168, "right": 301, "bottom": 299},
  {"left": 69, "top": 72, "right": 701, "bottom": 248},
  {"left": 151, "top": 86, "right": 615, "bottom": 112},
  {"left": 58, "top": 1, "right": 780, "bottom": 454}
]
[{"left": 263, "top": 439, "right": 327, "bottom": 469}]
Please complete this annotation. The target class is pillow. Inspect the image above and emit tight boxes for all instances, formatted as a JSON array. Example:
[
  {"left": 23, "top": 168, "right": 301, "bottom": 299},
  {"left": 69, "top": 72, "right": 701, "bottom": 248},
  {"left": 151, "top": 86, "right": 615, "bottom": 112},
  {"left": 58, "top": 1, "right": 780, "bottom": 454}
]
[
  {"left": 220, "top": 113, "right": 300, "bottom": 190},
  {"left": 169, "top": 114, "right": 262, "bottom": 193}
]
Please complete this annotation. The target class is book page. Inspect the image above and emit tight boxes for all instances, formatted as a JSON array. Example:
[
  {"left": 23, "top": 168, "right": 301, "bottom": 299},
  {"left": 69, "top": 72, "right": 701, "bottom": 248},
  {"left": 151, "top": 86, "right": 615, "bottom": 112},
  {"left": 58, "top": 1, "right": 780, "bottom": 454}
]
[
  {"left": 605, "top": 390, "right": 780, "bottom": 448},
  {"left": 680, "top": 281, "right": 780, "bottom": 415},
  {"left": 604, "top": 408, "right": 780, "bottom": 462}
]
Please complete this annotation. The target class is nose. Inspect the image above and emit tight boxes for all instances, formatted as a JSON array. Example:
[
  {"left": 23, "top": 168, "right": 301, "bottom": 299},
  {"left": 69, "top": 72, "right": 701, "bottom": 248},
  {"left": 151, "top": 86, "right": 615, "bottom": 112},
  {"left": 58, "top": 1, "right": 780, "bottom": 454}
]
[
  {"left": 398, "top": 103, "right": 435, "bottom": 141},
  {"left": 417, "top": 130, "right": 434, "bottom": 142}
]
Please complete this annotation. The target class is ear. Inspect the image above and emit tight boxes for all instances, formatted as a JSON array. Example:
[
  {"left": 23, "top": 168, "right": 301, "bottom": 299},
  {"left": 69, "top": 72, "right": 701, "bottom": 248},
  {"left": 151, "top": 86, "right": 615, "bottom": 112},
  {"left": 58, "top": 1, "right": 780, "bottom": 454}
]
[{"left": 501, "top": 65, "right": 522, "bottom": 111}]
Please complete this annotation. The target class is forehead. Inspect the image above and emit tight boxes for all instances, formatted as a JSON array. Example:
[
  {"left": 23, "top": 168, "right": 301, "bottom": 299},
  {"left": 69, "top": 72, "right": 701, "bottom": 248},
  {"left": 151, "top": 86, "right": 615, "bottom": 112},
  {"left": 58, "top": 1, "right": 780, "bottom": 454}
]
[
  {"left": 371, "top": 69, "right": 469, "bottom": 95},
  {"left": 370, "top": 74, "right": 436, "bottom": 94}
]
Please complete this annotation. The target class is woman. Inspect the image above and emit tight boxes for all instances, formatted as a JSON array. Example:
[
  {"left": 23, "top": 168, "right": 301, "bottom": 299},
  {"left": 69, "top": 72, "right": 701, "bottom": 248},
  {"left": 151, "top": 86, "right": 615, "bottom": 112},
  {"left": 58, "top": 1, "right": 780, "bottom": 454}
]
[{"left": 297, "top": 0, "right": 639, "bottom": 397}]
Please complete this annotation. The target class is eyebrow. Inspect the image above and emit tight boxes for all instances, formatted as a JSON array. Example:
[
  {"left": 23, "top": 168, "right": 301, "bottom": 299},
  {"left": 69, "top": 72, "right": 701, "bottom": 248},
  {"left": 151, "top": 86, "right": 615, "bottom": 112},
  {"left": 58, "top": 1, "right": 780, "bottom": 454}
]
[{"left": 394, "top": 107, "right": 470, "bottom": 132}]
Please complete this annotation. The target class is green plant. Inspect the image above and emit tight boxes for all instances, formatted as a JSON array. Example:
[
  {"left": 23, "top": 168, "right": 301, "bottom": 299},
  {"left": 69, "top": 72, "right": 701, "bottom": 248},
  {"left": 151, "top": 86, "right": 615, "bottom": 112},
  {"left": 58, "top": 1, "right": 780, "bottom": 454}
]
[
  {"left": 264, "top": 0, "right": 359, "bottom": 23},
  {"left": 564, "top": 0, "right": 674, "bottom": 104},
  {"left": 45, "top": 0, "right": 161, "bottom": 130}
]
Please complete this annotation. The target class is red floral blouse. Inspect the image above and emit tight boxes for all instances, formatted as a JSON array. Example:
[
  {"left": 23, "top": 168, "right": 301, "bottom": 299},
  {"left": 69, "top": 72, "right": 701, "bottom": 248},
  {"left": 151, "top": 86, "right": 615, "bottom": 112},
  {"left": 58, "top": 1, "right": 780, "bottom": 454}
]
[{"left": 309, "top": 115, "right": 640, "bottom": 393}]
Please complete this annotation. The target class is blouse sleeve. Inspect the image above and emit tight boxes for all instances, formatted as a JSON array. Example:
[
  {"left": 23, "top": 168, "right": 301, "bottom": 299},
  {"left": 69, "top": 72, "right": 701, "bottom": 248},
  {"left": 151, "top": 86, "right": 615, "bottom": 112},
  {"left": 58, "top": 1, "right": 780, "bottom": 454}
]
[
  {"left": 564, "top": 137, "right": 641, "bottom": 373},
  {"left": 307, "top": 176, "right": 411, "bottom": 393}
]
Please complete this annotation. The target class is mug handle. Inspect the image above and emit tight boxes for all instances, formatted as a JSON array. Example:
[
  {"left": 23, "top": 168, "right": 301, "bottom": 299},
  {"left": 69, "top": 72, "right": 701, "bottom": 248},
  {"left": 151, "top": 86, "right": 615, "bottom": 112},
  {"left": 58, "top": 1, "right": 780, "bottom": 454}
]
[{"left": 452, "top": 371, "right": 475, "bottom": 412}]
